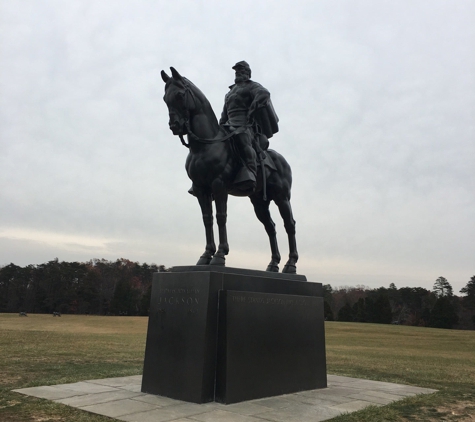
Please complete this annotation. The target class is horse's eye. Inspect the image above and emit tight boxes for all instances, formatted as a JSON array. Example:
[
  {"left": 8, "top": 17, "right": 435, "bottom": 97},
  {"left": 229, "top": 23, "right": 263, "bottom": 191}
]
[{"left": 174, "top": 94, "right": 186, "bottom": 109}]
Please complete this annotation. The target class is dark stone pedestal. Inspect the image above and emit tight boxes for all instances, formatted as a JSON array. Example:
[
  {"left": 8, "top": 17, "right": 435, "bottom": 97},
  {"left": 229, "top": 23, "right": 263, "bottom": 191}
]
[
  {"left": 141, "top": 266, "right": 326, "bottom": 404},
  {"left": 216, "top": 290, "right": 326, "bottom": 404}
]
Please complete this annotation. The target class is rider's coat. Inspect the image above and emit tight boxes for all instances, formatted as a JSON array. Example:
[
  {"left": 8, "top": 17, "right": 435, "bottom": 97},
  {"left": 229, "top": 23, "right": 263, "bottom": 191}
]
[{"left": 219, "top": 80, "right": 279, "bottom": 138}]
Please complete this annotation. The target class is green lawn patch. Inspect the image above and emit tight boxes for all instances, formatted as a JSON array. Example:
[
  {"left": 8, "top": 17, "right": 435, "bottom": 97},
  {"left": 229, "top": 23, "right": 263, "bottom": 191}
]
[
  {"left": 326, "top": 322, "right": 475, "bottom": 421},
  {"left": 1, "top": 314, "right": 474, "bottom": 421}
]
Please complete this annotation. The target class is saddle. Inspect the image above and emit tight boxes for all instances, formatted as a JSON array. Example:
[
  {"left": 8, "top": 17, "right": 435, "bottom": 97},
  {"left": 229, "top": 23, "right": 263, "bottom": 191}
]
[
  {"left": 252, "top": 133, "right": 277, "bottom": 172},
  {"left": 187, "top": 130, "right": 277, "bottom": 198},
  {"left": 225, "top": 127, "right": 277, "bottom": 172}
]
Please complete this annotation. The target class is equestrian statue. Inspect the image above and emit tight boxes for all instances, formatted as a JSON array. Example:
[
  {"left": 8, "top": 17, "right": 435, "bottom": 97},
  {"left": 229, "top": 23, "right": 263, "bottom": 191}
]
[{"left": 161, "top": 61, "right": 298, "bottom": 274}]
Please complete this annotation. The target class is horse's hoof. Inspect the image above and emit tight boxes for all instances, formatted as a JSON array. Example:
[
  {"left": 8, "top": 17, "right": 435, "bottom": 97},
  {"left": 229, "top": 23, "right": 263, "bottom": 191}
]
[
  {"left": 209, "top": 255, "right": 225, "bottom": 266},
  {"left": 266, "top": 264, "right": 279, "bottom": 272},
  {"left": 282, "top": 264, "right": 296, "bottom": 274},
  {"left": 196, "top": 254, "right": 212, "bottom": 265}
]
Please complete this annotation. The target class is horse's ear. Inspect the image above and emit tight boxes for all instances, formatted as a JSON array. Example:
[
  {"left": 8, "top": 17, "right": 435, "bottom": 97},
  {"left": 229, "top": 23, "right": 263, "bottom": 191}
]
[
  {"left": 170, "top": 67, "right": 183, "bottom": 80},
  {"left": 161, "top": 70, "right": 170, "bottom": 82}
]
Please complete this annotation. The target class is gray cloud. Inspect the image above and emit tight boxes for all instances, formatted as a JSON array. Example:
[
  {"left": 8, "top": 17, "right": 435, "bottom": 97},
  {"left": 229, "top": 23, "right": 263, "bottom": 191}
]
[{"left": 1, "top": 0, "right": 473, "bottom": 293}]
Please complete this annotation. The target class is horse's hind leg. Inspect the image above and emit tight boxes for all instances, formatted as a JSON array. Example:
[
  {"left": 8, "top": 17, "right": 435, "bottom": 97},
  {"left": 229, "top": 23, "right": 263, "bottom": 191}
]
[
  {"left": 250, "top": 196, "right": 281, "bottom": 272},
  {"left": 196, "top": 192, "right": 216, "bottom": 265},
  {"left": 275, "top": 198, "right": 298, "bottom": 274}
]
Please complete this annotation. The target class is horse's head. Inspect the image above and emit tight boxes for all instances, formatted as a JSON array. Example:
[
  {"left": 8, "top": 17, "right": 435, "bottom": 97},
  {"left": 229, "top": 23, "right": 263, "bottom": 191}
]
[{"left": 161, "top": 67, "right": 200, "bottom": 136}]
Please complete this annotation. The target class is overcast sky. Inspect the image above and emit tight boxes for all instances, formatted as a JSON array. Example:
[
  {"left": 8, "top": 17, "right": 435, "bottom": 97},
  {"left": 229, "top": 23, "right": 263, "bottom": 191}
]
[{"left": 1, "top": 0, "right": 473, "bottom": 293}]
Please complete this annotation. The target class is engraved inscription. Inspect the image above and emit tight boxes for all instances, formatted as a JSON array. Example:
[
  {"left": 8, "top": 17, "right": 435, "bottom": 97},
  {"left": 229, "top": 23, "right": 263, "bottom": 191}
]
[
  {"left": 158, "top": 287, "right": 200, "bottom": 306},
  {"left": 159, "top": 288, "right": 200, "bottom": 294},
  {"left": 231, "top": 294, "right": 312, "bottom": 307},
  {"left": 158, "top": 296, "right": 199, "bottom": 305}
]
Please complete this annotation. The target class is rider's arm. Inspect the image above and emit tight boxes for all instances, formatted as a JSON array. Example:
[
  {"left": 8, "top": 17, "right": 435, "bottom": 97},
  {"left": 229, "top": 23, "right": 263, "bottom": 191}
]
[
  {"left": 247, "top": 83, "right": 271, "bottom": 123},
  {"left": 219, "top": 103, "right": 228, "bottom": 125}
]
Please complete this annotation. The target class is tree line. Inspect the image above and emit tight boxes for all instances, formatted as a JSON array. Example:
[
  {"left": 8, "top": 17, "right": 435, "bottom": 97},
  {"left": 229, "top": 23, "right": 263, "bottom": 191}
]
[
  {"left": 1, "top": 260, "right": 474, "bottom": 329},
  {"left": 323, "top": 276, "right": 475, "bottom": 330},
  {"left": 0, "top": 258, "right": 166, "bottom": 316}
]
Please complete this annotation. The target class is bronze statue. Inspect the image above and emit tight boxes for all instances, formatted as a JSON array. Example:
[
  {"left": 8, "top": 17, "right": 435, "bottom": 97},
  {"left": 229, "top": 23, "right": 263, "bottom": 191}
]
[
  {"left": 219, "top": 61, "right": 279, "bottom": 191},
  {"left": 161, "top": 64, "right": 298, "bottom": 273}
]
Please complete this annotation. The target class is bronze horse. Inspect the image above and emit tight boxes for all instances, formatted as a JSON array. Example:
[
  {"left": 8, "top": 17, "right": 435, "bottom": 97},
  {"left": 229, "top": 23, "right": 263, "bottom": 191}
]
[{"left": 161, "top": 67, "right": 298, "bottom": 273}]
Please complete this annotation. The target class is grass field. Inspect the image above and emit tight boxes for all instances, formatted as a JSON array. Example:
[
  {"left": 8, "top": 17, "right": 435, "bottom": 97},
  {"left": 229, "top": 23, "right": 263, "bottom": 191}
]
[{"left": 1, "top": 314, "right": 474, "bottom": 421}]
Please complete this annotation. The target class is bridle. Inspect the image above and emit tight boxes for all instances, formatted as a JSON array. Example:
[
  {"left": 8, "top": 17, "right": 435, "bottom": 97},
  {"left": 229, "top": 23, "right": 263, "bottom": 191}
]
[
  {"left": 171, "top": 77, "right": 269, "bottom": 201},
  {"left": 174, "top": 81, "right": 251, "bottom": 148}
]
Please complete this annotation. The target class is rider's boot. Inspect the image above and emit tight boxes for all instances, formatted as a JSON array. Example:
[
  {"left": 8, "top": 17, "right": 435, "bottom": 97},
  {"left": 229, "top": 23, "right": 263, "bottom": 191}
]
[{"left": 234, "top": 160, "right": 257, "bottom": 193}]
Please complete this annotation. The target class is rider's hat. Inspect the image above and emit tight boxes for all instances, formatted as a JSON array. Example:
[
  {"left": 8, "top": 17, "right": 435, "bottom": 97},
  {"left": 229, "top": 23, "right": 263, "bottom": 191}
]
[{"left": 232, "top": 61, "right": 251, "bottom": 75}]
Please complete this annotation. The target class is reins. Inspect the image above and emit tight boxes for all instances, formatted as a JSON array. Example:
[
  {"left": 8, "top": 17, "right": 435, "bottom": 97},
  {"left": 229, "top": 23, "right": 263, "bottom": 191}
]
[
  {"left": 179, "top": 120, "right": 250, "bottom": 148},
  {"left": 177, "top": 81, "right": 250, "bottom": 148},
  {"left": 173, "top": 80, "right": 268, "bottom": 200}
]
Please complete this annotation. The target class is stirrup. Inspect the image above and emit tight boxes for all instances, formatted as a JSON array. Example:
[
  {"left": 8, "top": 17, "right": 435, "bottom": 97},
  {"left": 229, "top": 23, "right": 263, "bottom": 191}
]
[{"left": 234, "top": 166, "right": 256, "bottom": 185}]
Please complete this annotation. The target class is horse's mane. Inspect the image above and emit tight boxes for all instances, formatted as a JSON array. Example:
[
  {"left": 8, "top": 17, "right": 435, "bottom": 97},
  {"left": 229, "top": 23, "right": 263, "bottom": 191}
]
[
  {"left": 183, "top": 78, "right": 209, "bottom": 106},
  {"left": 182, "top": 77, "right": 218, "bottom": 126}
]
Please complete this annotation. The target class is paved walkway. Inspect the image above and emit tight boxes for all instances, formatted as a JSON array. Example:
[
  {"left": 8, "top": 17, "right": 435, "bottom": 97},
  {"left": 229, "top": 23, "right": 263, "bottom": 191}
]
[{"left": 13, "top": 375, "right": 436, "bottom": 422}]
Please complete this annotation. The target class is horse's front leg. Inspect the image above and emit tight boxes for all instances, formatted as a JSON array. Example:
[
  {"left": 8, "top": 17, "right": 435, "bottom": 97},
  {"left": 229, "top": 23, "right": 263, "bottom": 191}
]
[
  {"left": 209, "top": 190, "right": 228, "bottom": 266},
  {"left": 196, "top": 192, "right": 216, "bottom": 265}
]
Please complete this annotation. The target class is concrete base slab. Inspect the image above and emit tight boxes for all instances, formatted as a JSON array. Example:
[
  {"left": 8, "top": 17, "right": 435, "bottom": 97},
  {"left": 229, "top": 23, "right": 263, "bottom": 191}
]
[{"left": 13, "top": 374, "right": 437, "bottom": 422}]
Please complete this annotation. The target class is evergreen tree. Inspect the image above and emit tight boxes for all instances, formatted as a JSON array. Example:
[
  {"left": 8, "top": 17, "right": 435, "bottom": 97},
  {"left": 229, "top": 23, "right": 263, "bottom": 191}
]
[
  {"left": 433, "top": 276, "right": 453, "bottom": 297},
  {"left": 372, "top": 293, "right": 393, "bottom": 324},
  {"left": 460, "top": 275, "right": 475, "bottom": 329},
  {"left": 420, "top": 307, "right": 431, "bottom": 326},
  {"left": 322, "top": 284, "right": 333, "bottom": 301},
  {"left": 337, "top": 303, "right": 353, "bottom": 322},
  {"left": 352, "top": 298, "right": 366, "bottom": 322},
  {"left": 429, "top": 296, "right": 459, "bottom": 329},
  {"left": 349, "top": 289, "right": 393, "bottom": 324},
  {"left": 324, "top": 300, "right": 334, "bottom": 321},
  {"left": 139, "top": 283, "right": 153, "bottom": 316},
  {"left": 110, "top": 278, "right": 135, "bottom": 315},
  {"left": 460, "top": 275, "right": 475, "bottom": 310},
  {"left": 0, "top": 264, "right": 31, "bottom": 312}
]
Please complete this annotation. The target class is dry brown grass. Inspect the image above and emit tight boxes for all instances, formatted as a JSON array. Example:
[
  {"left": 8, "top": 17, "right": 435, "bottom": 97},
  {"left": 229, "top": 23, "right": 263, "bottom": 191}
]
[
  {"left": 0, "top": 313, "right": 148, "bottom": 334},
  {"left": 326, "top": 322, "right": 475, "bottom": 421},
  {"left": 1, "top": 315, "right": 475, "bottom": 421},
  {"left": 1, "top": 313, "right": 146, "bottom": 421}
]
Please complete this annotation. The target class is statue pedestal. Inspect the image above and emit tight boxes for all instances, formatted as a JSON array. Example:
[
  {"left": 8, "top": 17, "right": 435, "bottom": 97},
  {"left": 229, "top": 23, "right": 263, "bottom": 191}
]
[{"left": 141, "top": 266, "right": 327, "bottom": 404}]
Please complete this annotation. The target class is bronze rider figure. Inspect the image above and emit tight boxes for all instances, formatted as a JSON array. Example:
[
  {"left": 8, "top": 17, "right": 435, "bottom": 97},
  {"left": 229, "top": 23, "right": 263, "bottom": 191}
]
[{"left": 219, "top": 61, "right": 279, "bottom": 192}]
